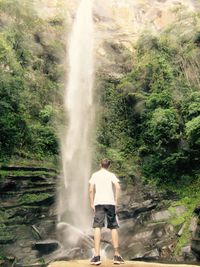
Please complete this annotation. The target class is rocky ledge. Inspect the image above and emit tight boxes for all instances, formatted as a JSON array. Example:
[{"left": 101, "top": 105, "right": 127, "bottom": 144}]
[
  {"left": 100, "top": 179, "right": 198, "bottom": 263},
  {"left": 0, "top": 166, "right": 57, "bottom": 266},
  {"left": 47, "top": 259, "right": 200, "bottom": 267},
  {"left": 0, "top": 168, "right": 200, "bottom": 266}
]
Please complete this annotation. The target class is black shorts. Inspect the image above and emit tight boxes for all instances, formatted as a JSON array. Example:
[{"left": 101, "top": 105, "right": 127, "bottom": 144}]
[{"left": 93, "top": 205, "right": 119, "bottom": 229}]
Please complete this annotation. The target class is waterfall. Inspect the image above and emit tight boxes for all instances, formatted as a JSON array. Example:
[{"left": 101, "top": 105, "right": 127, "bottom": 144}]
[{"left": 58, "top": 0, "right": 94, "bottom": 232}]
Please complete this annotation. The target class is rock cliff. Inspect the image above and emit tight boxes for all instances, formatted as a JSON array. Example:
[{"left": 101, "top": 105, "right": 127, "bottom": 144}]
[
  {"left": 63, "top": 0, "right": 199, "bottom": 79},
  {"left": 0, "top": 166, "right": 57, "bottom": 266},
  {"left": 93, "top": 0, "right": 197, "bottom": 42}
]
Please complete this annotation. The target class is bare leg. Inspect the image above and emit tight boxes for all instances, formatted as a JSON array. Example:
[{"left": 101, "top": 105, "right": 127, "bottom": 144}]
[
  {"left": 111, "top": 229, "right": 120, "bottom": 256},
  {"left": 94, "top": 227, "right": 101, "bottom": 256}
]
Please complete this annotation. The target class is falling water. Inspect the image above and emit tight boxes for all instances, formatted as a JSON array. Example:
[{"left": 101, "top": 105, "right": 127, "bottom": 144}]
[{"left": 58, "top": 0, "right": 94, "bottom": 232}]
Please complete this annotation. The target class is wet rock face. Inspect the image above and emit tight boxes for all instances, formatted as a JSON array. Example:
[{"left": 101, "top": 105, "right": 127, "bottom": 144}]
[
  {"left": 0, "top": 167, "right": 199, "bottom": 265},
  {"left": 61, "top": 0, "right": 199, "bottom": 83},
  {"left": 191, "top": 207, "right": 200, "bottom": 260},
  {"left": 111, "top": 177, "right": 199, "bottom": 264},
  {"left": 116, "top": 180, "right": 171, "bottom": 261},
  {"left": 112, "top": 178, "right": 198, "bottom": 263},
  {"left": 0, "top": 166, "right": 57, "bottom": 266}
]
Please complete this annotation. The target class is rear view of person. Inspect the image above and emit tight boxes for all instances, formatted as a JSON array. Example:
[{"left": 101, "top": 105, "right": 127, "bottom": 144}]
[{"left": 89, "top": 159, "right": 124, "bottom": 265}]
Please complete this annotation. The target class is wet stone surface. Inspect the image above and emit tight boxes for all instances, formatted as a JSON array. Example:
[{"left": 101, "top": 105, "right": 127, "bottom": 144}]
[
  {"left": 0, "top": 166, "right": 57, "bottom": 266},
  {"left": 0, "top": 167, "right": 199, "bottom": 265}
]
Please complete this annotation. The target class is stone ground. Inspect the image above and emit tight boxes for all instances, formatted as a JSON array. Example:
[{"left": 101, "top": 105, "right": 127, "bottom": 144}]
[{"left": 48, "top": 260, "right": 200, "bottom": 267}]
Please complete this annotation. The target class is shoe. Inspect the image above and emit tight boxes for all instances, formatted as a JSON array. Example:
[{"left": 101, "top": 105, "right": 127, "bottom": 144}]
[
  {"left": 90, "top": 255, "right": 101, "bottom": 265},
  {"left": 113, "top": 255, "right": 125, "bottom": 264}
]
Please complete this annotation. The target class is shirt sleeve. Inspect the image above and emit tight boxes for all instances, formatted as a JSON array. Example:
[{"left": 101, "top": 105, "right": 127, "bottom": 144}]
[
  {"left": 89, "top": 174, "right": 95, "bottom": 184},
  {"left": 111, "top": 173, "right": 119, "bottom": 184}
]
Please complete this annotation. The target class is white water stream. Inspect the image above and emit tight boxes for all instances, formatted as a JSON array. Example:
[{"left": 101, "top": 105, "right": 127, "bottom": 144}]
[{"left": 58, "top": 0, "right": 94, "bottom": 232}]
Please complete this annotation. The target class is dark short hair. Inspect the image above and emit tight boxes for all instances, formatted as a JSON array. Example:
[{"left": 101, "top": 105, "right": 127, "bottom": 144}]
[{"left": 101, "top": 158, "right": 111, "bottom": 169}]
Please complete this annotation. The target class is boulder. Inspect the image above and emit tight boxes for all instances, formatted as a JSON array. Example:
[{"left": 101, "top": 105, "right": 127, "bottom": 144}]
[
  {"left": 189, "top": 217, "right": 197, "bottom": 233},
  {"left": 32, "top": 240, "right": 61, "bottom": 255},
  {"left": 182, "top": 245, "right": 196, "bottom": 261},
  {"left": 151, "top": 210, "right": 171, "bottom": 222},
  {"left": 194, "top": 205, "right": 200, "bottom": 215},
  {"left": 191, "top": 220, "right": 200, "bottom": 257},
  {"left": 130, "top": 248, "right": 160, "bottom": 261},
  {"left": 118, "top": 199, "right": 157, "bottom": 219},
  {"left": 191, "top": 238, "right": 200, "bottom": 260}
]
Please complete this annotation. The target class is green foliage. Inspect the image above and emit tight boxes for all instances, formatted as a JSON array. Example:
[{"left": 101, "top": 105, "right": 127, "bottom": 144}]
[
  {"left": 97, "top": 12, "right": 200, "bottom": 187},
  {"left": 95, "top": 76, "right": 140, "bottom": 175},
  {"left": 0, "top": 34, "right": 27, "bottom": 157},
  {"left": 168, "top": 178, "right": 200, "bottom": 255},
  {"left": 39, "top": 105, "right": 54, "bottom": 123},
  {"left": 147, "top": 108, "right": 180, "bottom": 144},
  {"left": 186, "top": 116, "right": 200, "bottom": 146},
  {"left": 148, "top": 54, "right": 174, "bottom": 92},
  {"left": 0, "top": 34, "right": 21, "bottom": 72},
  {"left": 182, "top": 92, "right": 200, "bottom": 121},
  {"left": 145, "top": 91, "right": 172, "bottom": 110},
  {"left": 0, "top": 0, "right": 65, "bottom": 161},
  {"left": 27, "top": 124, "right": 58, "bottom": 157},
  {"left": 20, "top": 193, "right": 51, "bottom": 204}
]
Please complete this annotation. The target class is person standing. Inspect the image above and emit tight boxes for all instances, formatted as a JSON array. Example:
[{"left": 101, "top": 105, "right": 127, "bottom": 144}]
[{"left": 89, "top": 158, "right": 124, "bottom": 265}]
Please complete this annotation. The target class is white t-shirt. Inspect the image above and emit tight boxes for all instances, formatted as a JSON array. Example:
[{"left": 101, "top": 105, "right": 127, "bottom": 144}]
[{"left": 89, "top": 168, "right": 119, "bottom": 206}]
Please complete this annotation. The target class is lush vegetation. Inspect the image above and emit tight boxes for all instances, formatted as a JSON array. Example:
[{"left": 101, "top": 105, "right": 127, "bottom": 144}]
[
  {"left": 0, "top": 1, "right": 199, "bottom": 192},
  {"left": 96, "top": 12, "right": 200, "bottom": 190},
  {"left": 1, "top": 0, "right": 200, "bottom": 191},
  {"left": 0, "top": 0, "right": 65, "bottom": 163},
  {"left": 94, "top": 12, "right": 200, "bottom": 253}
]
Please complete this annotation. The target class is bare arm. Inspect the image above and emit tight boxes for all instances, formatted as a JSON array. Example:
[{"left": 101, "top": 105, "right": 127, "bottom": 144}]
[
  {"left": 114, "top": 182, "right": 121, "bottom": 206},
  {"left": 89, "top": 183, "right": 95, "bottom": 211}
]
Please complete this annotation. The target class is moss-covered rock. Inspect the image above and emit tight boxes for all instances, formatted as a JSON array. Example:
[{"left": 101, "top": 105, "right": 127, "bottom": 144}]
[
  {"left": 0, "top": 167, "right": 57, "bottom": 265},
  {"left": 19, "top": 193, "right": 54, "bottom": 205}
]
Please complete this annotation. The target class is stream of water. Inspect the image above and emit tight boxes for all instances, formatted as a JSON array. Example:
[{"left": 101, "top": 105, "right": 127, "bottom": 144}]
[{"left": 58, "top": 0, "right": 94, "bottom": 233}]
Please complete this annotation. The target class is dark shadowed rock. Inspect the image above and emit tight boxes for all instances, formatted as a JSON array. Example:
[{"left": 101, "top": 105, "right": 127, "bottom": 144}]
[
  {"left": 118, "top": 199, "right": 157, "bottom": 219},
  {"left": 191, "top": 218, "right": 200, "bottom": 259},
  {"left": 191, "top": 238, "right": 200, "bottom": 260},
  {"left": 194, "top": 205, "right": 200, "bottom": 215},
  {"left": 33, "top": 240, "right": 60, "bottom": 255},
  {"left": 182, "top": 245, "right": 196, "bottom": 261},
  {"left": 0, "top": 180, "right": 17, "bottom": 191}
]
